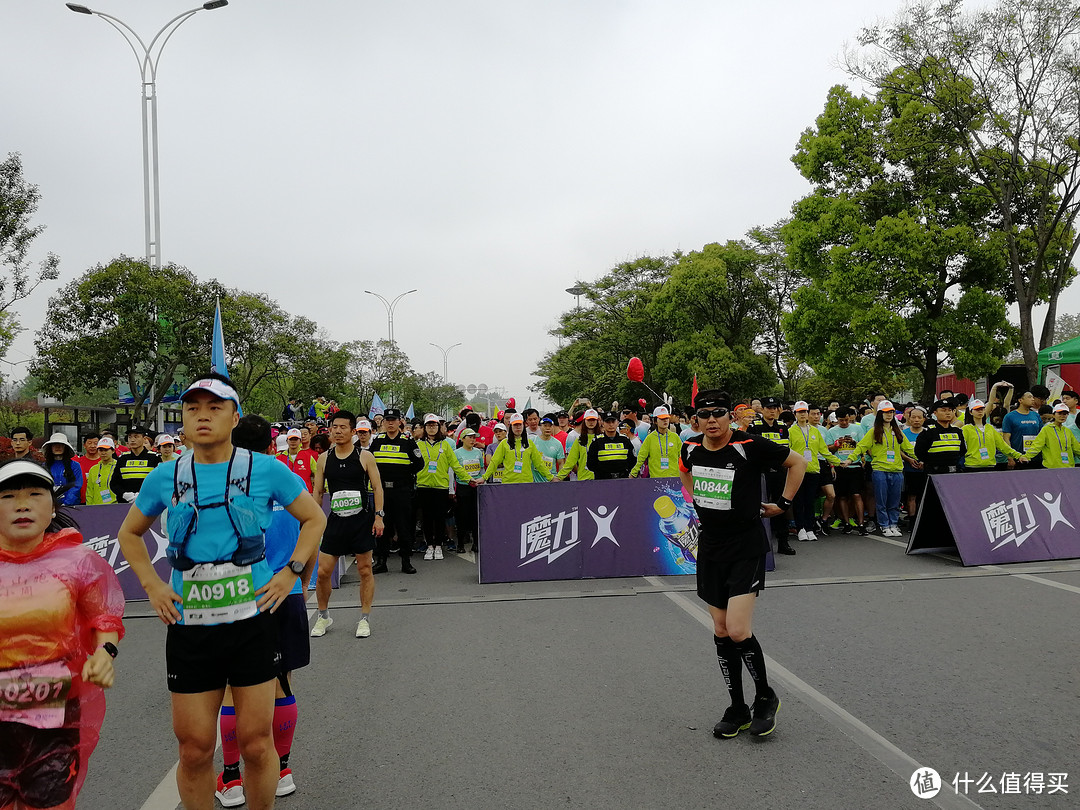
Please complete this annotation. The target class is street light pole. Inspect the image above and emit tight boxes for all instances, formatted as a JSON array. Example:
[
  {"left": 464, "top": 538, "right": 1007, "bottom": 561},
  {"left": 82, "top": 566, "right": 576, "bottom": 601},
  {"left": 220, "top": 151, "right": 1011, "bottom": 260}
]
[
  {"left": 66, "top": 1, "right": 229, "bottom": 270},
  {"left": 429, "top": 342, "right": 462, "bottom": 382},
  {"left": 364, "top": 289, "right": 417, "bottom": 345}
]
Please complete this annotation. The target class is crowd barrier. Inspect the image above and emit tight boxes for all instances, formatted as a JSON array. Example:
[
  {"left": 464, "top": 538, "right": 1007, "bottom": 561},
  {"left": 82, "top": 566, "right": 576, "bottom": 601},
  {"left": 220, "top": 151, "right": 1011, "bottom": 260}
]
[
  {"left": 907, "top": 468, "right": 1080, "bottom": 565},
  {"left": 73, "top": 502, "right": 340, "bottom": 602},
  {"left": 478, "top": 477, "right": 728, "bottom": 584}
]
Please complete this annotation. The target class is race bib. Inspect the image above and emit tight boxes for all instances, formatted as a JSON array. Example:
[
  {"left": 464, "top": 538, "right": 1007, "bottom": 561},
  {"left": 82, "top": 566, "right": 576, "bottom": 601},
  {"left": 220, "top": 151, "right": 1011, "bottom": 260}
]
[
  {"left": 979, "top": 447, "right": 990, "bottom": 461},
  {"left": 691, "top": 466, "right": 734, "bottom": 511},
  {"left": 803, "top": 450, "right": 813, "bottom": 461},
  {"left": 1023, "top": 435, "right": 1037, "bottom": 452},
  {"left": 0, "top": 661, "right": 71, "bottom": 729},
  {"left": 182, "top": 563, "right": 257, "bottom": 626},
  {"left": 513, "top": 460, "right": 523, "bottom": 474},
  {"left": 427, "top": 460, "right": 438, "bottom": 473},
  {"left": 659, "top": 456, "right": 669, "bottom": 470},
  {"left": 330, "top": 489, "right": 365, "bottom": 517}
]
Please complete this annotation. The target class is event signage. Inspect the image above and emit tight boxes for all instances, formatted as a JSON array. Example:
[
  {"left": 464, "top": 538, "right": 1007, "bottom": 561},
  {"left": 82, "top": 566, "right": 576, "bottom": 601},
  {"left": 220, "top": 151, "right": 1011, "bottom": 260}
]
[
  {"left": 907, "top": 468, "right": 1080, "bottom": 565},
  {"left": 479, "top": 478, "right": 711, "bottom": 584},
  {"left": 74, "top": 502, "right": 337, "bottom": 601}
]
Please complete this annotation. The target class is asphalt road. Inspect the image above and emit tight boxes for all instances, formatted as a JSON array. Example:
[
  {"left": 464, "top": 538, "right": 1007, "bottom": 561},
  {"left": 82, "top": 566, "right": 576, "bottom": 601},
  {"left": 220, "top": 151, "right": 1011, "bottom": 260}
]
[{"left": 78, "top": 530, "right": 1079, "bottom": 809}]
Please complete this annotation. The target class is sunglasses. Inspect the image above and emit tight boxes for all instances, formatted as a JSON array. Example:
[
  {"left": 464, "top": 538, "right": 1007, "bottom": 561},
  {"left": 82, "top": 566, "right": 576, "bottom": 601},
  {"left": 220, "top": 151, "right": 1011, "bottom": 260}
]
[{"left": 695, "top": 408, "right": 729, "bottom": 420}]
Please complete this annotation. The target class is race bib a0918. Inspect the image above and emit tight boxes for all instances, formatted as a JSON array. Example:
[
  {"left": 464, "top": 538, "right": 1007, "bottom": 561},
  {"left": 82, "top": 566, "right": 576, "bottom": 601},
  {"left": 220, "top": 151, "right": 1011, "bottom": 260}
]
[{"left": 692, "top": 466, "right": 734, "bottom": 511}]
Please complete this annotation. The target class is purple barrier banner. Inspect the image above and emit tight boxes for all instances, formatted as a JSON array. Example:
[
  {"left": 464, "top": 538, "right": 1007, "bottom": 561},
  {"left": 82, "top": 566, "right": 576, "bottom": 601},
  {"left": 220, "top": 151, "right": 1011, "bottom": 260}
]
[
  {"left": 907, "top": 468, "right": 1080, "bottom": 565},
  {"left": 73, "top": 501, "right": 340, "bottom": 601},
  {"left": 478, "top": 478, "right": 703, "bottom": 584}
]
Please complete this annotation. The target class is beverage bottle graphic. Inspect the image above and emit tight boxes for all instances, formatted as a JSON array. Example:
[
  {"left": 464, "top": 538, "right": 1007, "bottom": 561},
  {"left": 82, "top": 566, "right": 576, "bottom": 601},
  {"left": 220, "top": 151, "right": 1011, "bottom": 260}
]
[{"left": 653, "top": 495, "right": 699, "bottom": 563}]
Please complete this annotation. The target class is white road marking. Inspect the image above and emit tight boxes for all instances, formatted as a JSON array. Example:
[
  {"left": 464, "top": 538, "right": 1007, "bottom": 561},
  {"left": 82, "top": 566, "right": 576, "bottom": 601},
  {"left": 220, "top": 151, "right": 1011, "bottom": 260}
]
[{"left": 649, "top": 578, "right": 983, "bottom": 810}]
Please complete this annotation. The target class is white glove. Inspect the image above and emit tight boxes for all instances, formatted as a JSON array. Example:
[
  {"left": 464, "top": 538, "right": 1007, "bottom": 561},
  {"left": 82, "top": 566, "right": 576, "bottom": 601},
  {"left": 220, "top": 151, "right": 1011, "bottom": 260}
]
[{"left": 122, "top": 492, "right": 137, "bottom": 503}]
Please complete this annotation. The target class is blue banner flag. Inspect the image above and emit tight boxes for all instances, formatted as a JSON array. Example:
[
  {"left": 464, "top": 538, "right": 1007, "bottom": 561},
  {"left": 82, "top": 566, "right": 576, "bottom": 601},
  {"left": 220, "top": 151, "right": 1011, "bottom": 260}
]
[
  {"left": 405, "top": 403, "right": 415, "bottom": 420},
  {"left": 210, "top": 299, "right": 242, "bottom": 414},
  {"left": 369, "top": 391, "right": 386, "bottom": 419}
]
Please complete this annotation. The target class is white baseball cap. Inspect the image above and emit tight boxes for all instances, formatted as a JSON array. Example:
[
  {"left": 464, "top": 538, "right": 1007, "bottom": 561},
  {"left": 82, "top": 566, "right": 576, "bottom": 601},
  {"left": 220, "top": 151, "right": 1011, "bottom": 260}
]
[
  {"left": 1053, "top": 401, "right": 1070, "bottom": 413},
  {"left": 286, "top": 428, "right": 302, "bottom": 439},
  {"left": 356, "top": 420, "right": 372, "bottom": 431},
  {"left": 509, "top": 412, "right": 524, "bottom": 424},
  {"left": 0, "top": 459, "right": 55, "bottom": 489},
  {"left": 492, "top": 422, "right": 507, "bottom": 432},
  {"left": 969, "top": 399, "right": 986, "bottom": 410},
  {"left": 179, "top": 377, "right": 240, "bottom": 407},
  {"left": 793, "top": 401, "right": 809, "bottom": 412},
  {"left": 156, "top": 434, "right": 175, "bottom": 446},
  {"left": 424, "top": 413, "right": 440, "bottom": 424},
  {"left": 652, "top": 405, "right": 670, "bottom": 418},
  {"left": 97, "top": 436, "right": 116, "bottom": 449},
  {"left": 583, "top": 408, "right": 600, "bottom": 420},
  {"left": 877, "top": 400, "right": 896, "bottom": 412}
]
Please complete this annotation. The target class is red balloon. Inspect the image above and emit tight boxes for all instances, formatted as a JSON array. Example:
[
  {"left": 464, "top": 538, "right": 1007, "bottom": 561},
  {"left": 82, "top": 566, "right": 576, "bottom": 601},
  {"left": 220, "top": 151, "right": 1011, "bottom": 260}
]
[
  {"left": 638, "top": 398, "right": 647, "bottom": 409},
  {"left": 506, "top": 397, "right": 516, "bottom": 409},
  {"left": 627, "top": 357, "right": 644, "bottom": 383}
]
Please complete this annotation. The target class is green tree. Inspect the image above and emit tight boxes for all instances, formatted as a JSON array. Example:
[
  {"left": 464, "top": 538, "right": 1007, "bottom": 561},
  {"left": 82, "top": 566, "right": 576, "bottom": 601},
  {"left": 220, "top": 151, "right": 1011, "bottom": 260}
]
[
  {"left": 849, "top": 0, "right": 1080, "bottom": 383},
  {"left": 783, "top": 83, "right": 1015, "bottom": 402},
  {"left": 0, "top": 153, "right": 60, "bottom": 370},
  {"left": 32, "top": 257, "right": 217, "bottom": 422}
]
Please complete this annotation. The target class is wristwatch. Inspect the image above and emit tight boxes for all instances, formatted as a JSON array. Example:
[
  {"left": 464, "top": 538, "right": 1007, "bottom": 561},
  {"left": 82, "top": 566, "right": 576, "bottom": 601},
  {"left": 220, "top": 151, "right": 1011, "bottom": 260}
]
[
  {"left": 374, "top": 510, "right": 386, "bottom": 517},
  {"left": 100, "top": 642, "right": 118, "bottom": 659},
  {"left": 287, "top": 559, "right": 305, "bottom": 575}
]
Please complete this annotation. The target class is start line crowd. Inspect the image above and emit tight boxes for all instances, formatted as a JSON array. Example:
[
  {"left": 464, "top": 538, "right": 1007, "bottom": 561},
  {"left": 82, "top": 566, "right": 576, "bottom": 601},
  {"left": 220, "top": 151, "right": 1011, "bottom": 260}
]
[{"left": 3, "top": 373, "right": 1077, "bottom": 810}]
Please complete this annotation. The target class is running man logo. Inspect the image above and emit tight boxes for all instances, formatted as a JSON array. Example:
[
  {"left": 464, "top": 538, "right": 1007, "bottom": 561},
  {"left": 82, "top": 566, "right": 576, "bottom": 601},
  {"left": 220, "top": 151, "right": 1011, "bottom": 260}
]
[{"left": 980, "top": 490, "right": 1075, "bottom": 551}]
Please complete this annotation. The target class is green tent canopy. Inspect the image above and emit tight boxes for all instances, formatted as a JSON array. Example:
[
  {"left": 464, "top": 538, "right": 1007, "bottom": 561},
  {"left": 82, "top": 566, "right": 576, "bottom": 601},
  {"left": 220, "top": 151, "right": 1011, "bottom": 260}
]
[{"left": 1037, "top": 334, "right": 1080, "bottom": 381}]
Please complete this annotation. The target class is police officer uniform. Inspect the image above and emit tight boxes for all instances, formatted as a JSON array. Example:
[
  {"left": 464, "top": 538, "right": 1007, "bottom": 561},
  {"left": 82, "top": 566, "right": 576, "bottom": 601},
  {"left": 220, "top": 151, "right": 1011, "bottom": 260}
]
[
  {"left": 747, "top": 398, "right": 794, "bottom": 554},
  {"left": 368, "top": 408, "right": 424, "bottom": 573},
  {"left": 915, "top": 399, "right": 967, "bottom": 474},
  {"left": 585, "top": 414, "right": 637, "bottom": 479},
  {"left": 110, "top": 425, "right": 160, "bottom": 502}
]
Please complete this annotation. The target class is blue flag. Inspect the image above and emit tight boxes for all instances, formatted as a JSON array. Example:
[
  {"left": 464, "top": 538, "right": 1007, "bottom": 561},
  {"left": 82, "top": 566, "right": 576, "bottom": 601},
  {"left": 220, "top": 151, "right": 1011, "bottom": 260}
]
[
  {"left": 369, "top": 391, "right": 386, "bottom": 420},
  {"left": 211, "top": 299, "right": 227, "bottom": 376},
  {"left": 405, "top": 403, "right": 415, "bottom": 420},
  {"left": 210, "top": 299, "right": 242, "bottom": 415}
]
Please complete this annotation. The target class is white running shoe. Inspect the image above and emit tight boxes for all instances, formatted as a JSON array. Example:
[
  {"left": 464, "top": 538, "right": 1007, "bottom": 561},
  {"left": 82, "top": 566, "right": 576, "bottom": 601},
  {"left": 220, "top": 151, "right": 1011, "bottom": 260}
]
[
  {"left": 891, "top": 527, "right": 903, "bottom": 537},
  {"left": 355, "top": 618, "right": 371, "bottom": 638},
  {"left": 216, "top": 774, "right": 245, "bottom": 808},
  {"left": 276, "top": 769, "right": 296, "bottom": 797},
  {"left": 797, "top": 528, "right": 808, "bottom": 542},
  {"left": 310, "top": 616, "right": 333, "bottom": 637},
  {"left": 805, "top": 531, "right": 818, "bottom": 541},
  {"left": 423, "top": 546, "right": 435, "bottom": 560},
  {"left": 434, "top": 546, "right": 444, "bottom": 560}
]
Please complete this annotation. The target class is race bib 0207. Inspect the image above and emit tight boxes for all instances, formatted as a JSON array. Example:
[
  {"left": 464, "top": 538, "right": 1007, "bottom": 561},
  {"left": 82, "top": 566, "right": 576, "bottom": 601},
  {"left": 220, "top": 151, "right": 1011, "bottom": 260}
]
[
  {"left": 0, "top": 661, "right": 72, "bottom": 729},
  {"left": 182, "top": 563, "right": 258, "bottom": 626},
  {"left": 691, "top": 466, "right": 734, "bottom": 511}
]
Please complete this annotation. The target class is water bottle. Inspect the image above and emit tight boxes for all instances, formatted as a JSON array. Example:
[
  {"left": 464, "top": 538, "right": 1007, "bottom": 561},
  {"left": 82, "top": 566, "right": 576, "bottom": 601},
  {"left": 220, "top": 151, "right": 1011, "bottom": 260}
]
[{"left": 653, "top": 495, "right": 699, "bottom": 563}]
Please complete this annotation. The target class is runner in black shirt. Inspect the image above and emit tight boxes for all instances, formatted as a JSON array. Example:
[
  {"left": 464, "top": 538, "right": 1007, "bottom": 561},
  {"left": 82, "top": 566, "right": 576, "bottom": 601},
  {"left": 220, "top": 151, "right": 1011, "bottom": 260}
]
[{"left": 679, "top": 390, "right": 807, "bottom": 740}]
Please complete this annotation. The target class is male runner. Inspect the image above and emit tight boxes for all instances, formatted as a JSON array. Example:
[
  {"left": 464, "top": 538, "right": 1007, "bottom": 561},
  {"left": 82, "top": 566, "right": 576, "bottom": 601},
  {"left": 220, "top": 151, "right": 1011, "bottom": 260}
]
[
  {"left": 368, "top": 407, "right": 423, "bottom": 574},
  {"left": 311, "top": 411, "right": 385, "bottom": 637},
  {"left": 117, "top": 373, "right": 325, "bottom": 810},
  {"left": 679, "top": 390, "right": 806, "bottom": 739}
]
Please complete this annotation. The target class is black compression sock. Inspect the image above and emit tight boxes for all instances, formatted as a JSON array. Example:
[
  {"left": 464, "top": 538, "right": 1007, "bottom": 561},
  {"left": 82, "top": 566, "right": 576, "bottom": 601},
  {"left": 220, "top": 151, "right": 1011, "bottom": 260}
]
[
  {"left": 734, "top": 635, "right": 771, "bottom": 697},
  {"left": 713, "top": 635, "right": 745, "bottom": 706},
  {"left": 280, "top": 753, "right": 290, "bottom": 771},
  {"left": 222, "top": 763, "right": 241, "bottom": 784}
]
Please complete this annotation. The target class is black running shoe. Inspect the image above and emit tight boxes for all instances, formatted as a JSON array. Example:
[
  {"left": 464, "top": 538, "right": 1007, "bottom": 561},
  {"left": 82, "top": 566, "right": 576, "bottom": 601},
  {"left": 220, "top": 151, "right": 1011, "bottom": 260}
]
[
  {"left": 749, "top": 691, "right": 780, "bottom": 737},
  {"left": 713, "top": 704, "right": 752, "bottom": 739},
  {"left": 841, "top": 524, "right": 852, "bottom": 535},
  {"left": 817, "top": 521, "right": 831, "bottom": 537},
  {"left": 857, "top": 524, "right": 868, "bottom": 536}
]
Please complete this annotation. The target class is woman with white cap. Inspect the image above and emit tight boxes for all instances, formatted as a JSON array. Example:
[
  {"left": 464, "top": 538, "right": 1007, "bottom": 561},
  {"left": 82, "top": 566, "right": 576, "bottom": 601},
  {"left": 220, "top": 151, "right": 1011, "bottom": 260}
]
[
  {"left": 844, "top": 401, "right": 917, "bottom": 537},
  {"left": 483, "top": 413, "right": 553, "bottom": 484},
  {"left": 787, "top": 402, "right": 842, "bottom": 541},
  {"left": 962, "top": 399, "right": 1023, "bottom": 471},
  {"left": 0, "top": 459, "right": 124, "bottom": 808},
  {"left": 42, "top": 432, "right": 85, "bottom": 506},
  {"left": 416, "top": 413, "right": 471, "bottom": 560},
  {"left": 630, "top": 405, "right": 682, "bottom": 478},
  {"left": 1021, "top": 402, "right": 1079, "bottom": 468},
  {"left": 85, "top": 437, "right": 120, "bottom": 505},
  {"left": 554, "top": 409, "right": 603, "bottom": 481}
]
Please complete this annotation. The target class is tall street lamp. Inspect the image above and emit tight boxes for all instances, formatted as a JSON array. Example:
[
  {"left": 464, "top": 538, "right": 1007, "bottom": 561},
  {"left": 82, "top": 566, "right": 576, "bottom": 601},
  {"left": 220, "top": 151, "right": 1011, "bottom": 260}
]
[
  {"left": 66, "top": 1, "right": 229, "bottom": 270},
  {"left": 565, "top": 284, "right": 586, "bottom": 310},
  {"left": 429, "top": 342, "right": 462, "bottom": 382},
  {"left": 365, "top": 289, "right": 417, "bottom": 345}
]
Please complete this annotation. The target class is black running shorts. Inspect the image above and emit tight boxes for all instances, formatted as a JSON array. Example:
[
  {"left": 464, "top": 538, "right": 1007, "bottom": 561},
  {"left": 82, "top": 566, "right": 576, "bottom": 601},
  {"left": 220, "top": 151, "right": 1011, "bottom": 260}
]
[
  {"left": 834, "top": 466, "right": 863, "bottom": 497},
  {"left": 166, "top": 610, "right": 280, "bottom": 693},
  {"left": 276, "top": 593, "right": 310, "bottom": 674},
  {"left": 320, "top": 511, "right": 376, "bottom": 557},
  {"left": 696, "top": 555, "right": 766, "bottom": 609},
  {"left": 0, "top": 721, "right": 79, "bottom": 809}
]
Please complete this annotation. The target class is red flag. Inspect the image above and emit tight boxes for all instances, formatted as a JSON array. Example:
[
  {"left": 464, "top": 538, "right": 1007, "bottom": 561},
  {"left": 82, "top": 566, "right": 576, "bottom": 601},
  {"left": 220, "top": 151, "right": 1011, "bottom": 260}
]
[{"left": 691, "top": 374, "right": 698, "bottom": 408}]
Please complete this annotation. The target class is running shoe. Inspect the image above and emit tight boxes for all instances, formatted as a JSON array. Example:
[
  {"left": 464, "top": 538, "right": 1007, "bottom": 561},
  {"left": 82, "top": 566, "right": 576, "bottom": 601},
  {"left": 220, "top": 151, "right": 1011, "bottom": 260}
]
[
  {"left": 817, "top": 521, "right": 831, "bottom": 537},
  {"left": 829, "top": 517, "right": 843, "bottom": 530},
  {"left": 865, "top": 519, "right": 878, "bottom": 534},
  {"left": 276, "top": 768, "right": 296, "bottom": 797},
  {"left": 857, "top": 524, "right": 868, "bottom": 536},
  {"left": 797, "top": 528, "right": 808, "bottom": 542},
  {"left": 712, "top": 703, "right": 752, "bottom": 738},
  {"left": 841, "top": 524, "right": 853, "bottom": 535},
  {"left": 355, "top": 618, "right": 371, "bottom": 638},
  {"left": 216, "top": 773, "right": 245, "bottom": 808},
  {"left": 310, "top": 616, "right": 333, "bottom": 637},
  {"left": 423, "top": 547, "right": 435, "bottom": 560},
  {"left": 777, "top": 541, "right": 796, "bottom": 555},
  {"left": 434, "top": 546, "right": 444, "bottom": 560},
  {"left": 805, "top": 531, "right": 818, "bottom": 542},
  {"left": 749, "top": 691, "right": 781, "bottom": 737}
]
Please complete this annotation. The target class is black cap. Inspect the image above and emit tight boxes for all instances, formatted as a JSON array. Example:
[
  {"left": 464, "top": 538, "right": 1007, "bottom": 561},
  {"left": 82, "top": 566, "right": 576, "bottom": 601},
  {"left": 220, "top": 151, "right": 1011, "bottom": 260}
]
[
  {"left": 383, "top": 408, "right": 402, "bottom": 420},
  {"left": 556, "top": 410, "right": 569, "bottom": 418},
  {"left": 761, "top": 396, "right": 782, "bottom": 409},
  {"left": 693, "top": 389, "right": 731, "bottom": 410},
  {"left": 932, "top": 398, "right": 955, "bottom": 411},
  {"left": 127, "top": 425, "right": 148, "bottom": 436},
  {"left": 602, "top": 411, "right": 619, "bottom": 421},
  {"left": 952, "top": 393, "right": 969, "bottom": 405}
]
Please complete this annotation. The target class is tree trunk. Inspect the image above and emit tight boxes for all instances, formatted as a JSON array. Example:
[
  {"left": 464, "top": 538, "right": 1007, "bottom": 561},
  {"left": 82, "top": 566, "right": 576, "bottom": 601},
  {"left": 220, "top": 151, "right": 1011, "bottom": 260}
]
[{"left": 1016, "top": 301, "right": 1040, "bottom": 387}]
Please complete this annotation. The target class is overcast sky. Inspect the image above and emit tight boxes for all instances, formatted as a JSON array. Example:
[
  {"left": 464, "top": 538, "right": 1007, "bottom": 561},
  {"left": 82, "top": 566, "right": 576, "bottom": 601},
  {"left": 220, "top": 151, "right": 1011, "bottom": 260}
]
[{"left": 4, "top": 0, "right": 1068, "bottom": 410}]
